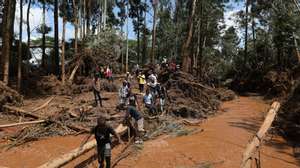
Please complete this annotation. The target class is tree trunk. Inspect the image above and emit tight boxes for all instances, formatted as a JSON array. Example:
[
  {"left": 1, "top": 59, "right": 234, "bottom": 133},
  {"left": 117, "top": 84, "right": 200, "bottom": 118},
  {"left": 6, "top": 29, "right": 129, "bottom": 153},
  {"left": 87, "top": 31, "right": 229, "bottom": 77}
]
[
  {"left": 1, "top": 0, "right": 16, "bottom": 85},
  {"left": 142, "top": 0, "right": 147, "bottom": 65},
  {"left": 181, "top": 0, "right": 197, "bottom": 72},
  {"left": 17, "top": 0, "right": 23, "bottom": 91},
  {"left": 126, "top": 4, "right": 129, "bottom": 73},
  {"left": 137, "top": 18, "right": 140, "bottom": 64},
  {"left": 42, "top": 0, "right": 46, "bottom": 70},
  {"left": 86, "top": 0, "right": 91, "bottom": 36},
  {"left": 79, "top": 0, "right": 82, "bottom": 39},
  {"left": 73, "top": 0, "right": 78, "bottom": 54},
  {"left": 54, "top": 0, "right": 59, "bottom": 75},
  {"left": 61, "top": 17, "right": 66, "bottom": 85},
  {"left": 26, "top": 0, "right": 32, "bottom": 76},
  {"left": 103, "top": 0, "right": 107, "bottom": 29},
  {"left": 244, "top": 0, "right": 249, "bottom": 66},
  {"left": 83, "top": 0, "right": 86, "bottom": 38},
  {"left": 174, "top": 0, "right": 180, "bottom": 60},
  {"left": 121, "top": 25, "right": 124, "bottom": 71},
  {"left": 151, "top": 3, "right": 157, "bottom": 64}
]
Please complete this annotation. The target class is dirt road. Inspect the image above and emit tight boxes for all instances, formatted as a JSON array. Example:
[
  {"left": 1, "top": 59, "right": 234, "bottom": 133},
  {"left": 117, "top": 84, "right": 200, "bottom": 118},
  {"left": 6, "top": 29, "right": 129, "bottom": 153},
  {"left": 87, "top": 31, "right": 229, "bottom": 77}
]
[
  {"left": 0, "top": 96, "right": 299, "bottom": 168},
  {"left": 115, "top": 96, "right": 299, "bottom": 168}
]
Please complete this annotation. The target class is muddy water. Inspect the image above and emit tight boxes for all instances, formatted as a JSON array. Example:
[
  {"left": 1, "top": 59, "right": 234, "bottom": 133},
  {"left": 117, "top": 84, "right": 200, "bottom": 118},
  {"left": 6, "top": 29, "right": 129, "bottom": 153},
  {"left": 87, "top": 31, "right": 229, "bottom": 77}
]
[{"left": 0, "top": 96, "right": 299, "bottom": 168}]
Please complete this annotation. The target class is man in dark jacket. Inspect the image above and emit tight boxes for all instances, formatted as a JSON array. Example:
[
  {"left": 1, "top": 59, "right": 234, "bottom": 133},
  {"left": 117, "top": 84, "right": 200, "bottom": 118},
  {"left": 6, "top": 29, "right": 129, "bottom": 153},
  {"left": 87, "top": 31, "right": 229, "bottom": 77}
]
[{"left": 81, "top": 117, "right": 122, "bottom": 168}]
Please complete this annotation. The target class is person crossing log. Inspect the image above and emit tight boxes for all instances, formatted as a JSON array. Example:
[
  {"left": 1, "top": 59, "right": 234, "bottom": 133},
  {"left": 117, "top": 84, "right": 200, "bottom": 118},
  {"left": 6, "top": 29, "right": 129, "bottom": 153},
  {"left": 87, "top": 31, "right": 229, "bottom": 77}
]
[{"left": 37, "top": 123, "right": 128, "bottom": 168}]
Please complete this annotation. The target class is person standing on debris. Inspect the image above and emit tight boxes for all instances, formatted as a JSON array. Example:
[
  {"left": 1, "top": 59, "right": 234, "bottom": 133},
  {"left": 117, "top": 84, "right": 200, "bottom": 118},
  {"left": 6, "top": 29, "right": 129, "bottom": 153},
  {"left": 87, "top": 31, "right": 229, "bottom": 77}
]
[
  {"left": 137, "top": 72, "right": 146, "bottom": 93},
  {"left": 125, "top": 90, "right": 144, "bottom": 144},
  {"left": 147, "top": 71, "right": 158, "bottom": 95},
  {"left": 93, "top": 75, "right": 103, "bottom": 107},
  {"left": 105, "top": 66, "right": 113, "bottom": 83},
  {"left": 143, "top": 88, "right": 157, "bottom": 115},
  {"left": 125, "top": 72, "right": 132, "bottom": 88},
  {"left": 119, "top": 81, "right": 129, "bottom": 107},
  {"left": 100, "top": 66, "right": 105, "bottom": 79},
  {"left": 81, "top": 116, "right": 122, "bottom": 168},
  {"left": 157, "top": 84, "right": 168, "bottom": 113}
]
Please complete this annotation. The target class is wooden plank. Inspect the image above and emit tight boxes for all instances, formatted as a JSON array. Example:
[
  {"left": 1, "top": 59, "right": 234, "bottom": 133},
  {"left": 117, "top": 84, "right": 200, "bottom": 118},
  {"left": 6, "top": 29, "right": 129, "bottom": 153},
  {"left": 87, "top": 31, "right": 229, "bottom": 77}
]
[
  {"left": 240, "top": 101, "right": 280, "bottom": 168},
  {"left": 38, "top": 124, "right": 128, "bottom": 168}
]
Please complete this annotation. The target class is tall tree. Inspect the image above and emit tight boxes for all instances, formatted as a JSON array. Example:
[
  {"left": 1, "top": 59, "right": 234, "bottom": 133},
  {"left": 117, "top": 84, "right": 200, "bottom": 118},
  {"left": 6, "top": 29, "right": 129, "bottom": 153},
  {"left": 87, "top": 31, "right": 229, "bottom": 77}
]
[
  {"left": 151, "top": 0, "right": 158, "bottom": 64},
  {"left": 26, "top": 0, "right": 32, "bottom": 74},
  {"left": 181, "top": 0, "right": 197, "bottom": 72},
  {"left": 54, "top": 0, "right": 59, "bottom": 75},
  {"left": 86, "top": 0, "right": 91, "bottom": 35},
  {"left": 1, "top": 0, "right": 16, "bottom": 84},
  {"left": 129, "top": 0, "right": 147, "bottom": 64},
  {"left": 17, "top": 0, "right": 24, "bottom": 91},
  {"left": 42, "top": 0, "right": 46, "bottom": 68},
  {"left": 244, "top": 0, "right": 249, "bottom": 65},
  {"left": 72, "top": 0, "right": 78, "bottom": 54},
  {"left": 61, "top": 15, "right": 66, "bottom": 85}
]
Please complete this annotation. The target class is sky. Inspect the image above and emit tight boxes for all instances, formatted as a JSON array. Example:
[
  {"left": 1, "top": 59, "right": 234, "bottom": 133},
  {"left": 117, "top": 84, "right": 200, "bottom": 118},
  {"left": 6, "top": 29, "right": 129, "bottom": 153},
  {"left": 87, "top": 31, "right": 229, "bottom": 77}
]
[{"left": 13, "top": 0, "right": 244, "bottom": 43}]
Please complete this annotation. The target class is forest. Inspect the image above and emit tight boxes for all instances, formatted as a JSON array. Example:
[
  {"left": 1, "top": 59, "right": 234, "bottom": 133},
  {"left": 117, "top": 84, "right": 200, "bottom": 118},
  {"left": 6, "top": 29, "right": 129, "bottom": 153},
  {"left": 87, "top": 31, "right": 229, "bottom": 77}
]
[{"left": 0, "top": 0, "right": 300, "bottom": 168}]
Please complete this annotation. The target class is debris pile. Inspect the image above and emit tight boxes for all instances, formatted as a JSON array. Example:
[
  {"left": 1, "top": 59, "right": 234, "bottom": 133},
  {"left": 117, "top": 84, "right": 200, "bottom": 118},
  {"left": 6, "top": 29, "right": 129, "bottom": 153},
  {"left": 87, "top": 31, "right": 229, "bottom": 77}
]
[
  {"left": 36, "top": 75, "right": 73, "bottom": 95},
  {"left": 263, "top": 70, "right": 292, "bottom": 98},
  {"left": 163, "top": 71, "right": 222, "bottom": 119},
  {"left": 0, "top": 81, "right": 23, "bottom": 109},
  {"left": 276, "top": 67, "right": 300, "bottom": 142}
]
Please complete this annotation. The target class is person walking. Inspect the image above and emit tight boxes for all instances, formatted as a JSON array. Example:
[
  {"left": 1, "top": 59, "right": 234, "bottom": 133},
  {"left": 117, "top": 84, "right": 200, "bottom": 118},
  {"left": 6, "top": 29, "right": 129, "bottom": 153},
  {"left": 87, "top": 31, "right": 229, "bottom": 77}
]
[
  {"left": 81, "top": 116, "right": 122, "bottom": 168},
  {"left": 119, "top": 81, "right": 129, "bottom": 107},
  {"left": 92, "top": 75, "right": 103, "bottom": 107}
]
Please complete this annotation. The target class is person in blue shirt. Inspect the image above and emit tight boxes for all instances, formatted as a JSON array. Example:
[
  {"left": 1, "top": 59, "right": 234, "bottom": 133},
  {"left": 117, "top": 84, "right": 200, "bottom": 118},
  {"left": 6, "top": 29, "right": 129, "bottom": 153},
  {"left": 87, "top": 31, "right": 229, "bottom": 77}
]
[{"left": 125, "top": 90, "right": 144, "bottom": 144}]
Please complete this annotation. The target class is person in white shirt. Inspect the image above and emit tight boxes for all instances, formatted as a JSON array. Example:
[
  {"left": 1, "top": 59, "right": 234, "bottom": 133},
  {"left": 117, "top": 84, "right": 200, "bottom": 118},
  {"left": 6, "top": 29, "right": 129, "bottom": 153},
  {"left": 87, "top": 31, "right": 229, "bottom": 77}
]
[{"left": 143, "top": 89, "right": 157, "bottom": 115}]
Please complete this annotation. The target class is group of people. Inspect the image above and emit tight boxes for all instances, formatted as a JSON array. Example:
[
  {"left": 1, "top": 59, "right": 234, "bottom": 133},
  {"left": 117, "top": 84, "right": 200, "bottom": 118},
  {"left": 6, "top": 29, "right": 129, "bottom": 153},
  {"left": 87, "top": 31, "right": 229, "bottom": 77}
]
[
  {"left": 120, "top": 70, "right": 168, "bottom": 115},
  {"left": 86, "top": 63, "right": 172, "bottom": 168}
]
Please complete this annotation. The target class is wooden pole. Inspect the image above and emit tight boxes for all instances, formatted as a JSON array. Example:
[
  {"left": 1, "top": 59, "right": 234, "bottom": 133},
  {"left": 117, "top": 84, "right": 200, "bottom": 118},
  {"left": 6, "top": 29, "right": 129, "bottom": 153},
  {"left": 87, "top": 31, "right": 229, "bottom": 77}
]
[
  {"left": 38, "top": 124, "right": 128, "bottom": 168},
  {"left": 240, "top": 102, "right": 280, "bottom": 168},
  {"left": 32, "top": 96, "right": 54, "bottom": 112},
  {"left": 0, "top": 120, "right": 46, "bottom": 129}
]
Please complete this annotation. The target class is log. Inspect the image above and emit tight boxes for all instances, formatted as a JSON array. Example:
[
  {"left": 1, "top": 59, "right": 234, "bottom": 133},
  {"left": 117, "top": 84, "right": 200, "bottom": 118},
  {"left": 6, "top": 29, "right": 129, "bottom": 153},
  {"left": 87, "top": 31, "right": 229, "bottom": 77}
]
[
  {"left": 240, "top": 101, "right": 280, "bottom": 168},
  {"left": 38, "top": 124, "right": 128, "bottom": 168},
  {"left": 69, "top": 63, "right": 80, "bottom": 83},
  {"left": 32, "top": 96, "right": 55, "bottom": 112},
  {"left": 0, "top": 120, "right": 46, "bottom": 129},
  {"left": 3, "top": 105, "right": 88, "bottom": 133},
  {"left": 3, "top": 105, "right": 42, "bottom": 119}
]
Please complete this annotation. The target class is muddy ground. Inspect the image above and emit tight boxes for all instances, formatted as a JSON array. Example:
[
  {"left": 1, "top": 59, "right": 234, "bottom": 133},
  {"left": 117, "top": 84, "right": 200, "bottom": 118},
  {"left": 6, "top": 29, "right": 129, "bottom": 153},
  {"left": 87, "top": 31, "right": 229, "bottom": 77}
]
[
  {"left": 0, "top": 74, "right": 299, "bottom": 168},
  {"left": 0, "top": 96, "right": 299, "bottom": 168}
]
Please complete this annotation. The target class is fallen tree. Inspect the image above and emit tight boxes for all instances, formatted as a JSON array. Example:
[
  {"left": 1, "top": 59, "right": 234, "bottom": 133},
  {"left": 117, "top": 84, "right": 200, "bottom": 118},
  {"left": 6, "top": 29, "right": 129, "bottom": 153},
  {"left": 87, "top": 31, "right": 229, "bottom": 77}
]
[
  {"left": 38, "top": 124, "right": 128, "bottom": 168},
  {"left": 240, "top": 101, "right": 280, "bottom": 168}
]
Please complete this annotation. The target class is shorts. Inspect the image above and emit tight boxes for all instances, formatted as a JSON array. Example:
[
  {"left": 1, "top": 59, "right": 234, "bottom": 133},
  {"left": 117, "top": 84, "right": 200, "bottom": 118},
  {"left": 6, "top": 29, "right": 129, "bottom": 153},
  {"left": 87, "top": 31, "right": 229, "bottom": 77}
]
[
  {"left": 137, "top": 118, "right": 144, "bottom": 132},
  {"left": 160, "top": 98, "right": 165, "bottom": 106},
  {"left": 98, "top": 143, "right": 111, "bottom": 157}
]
